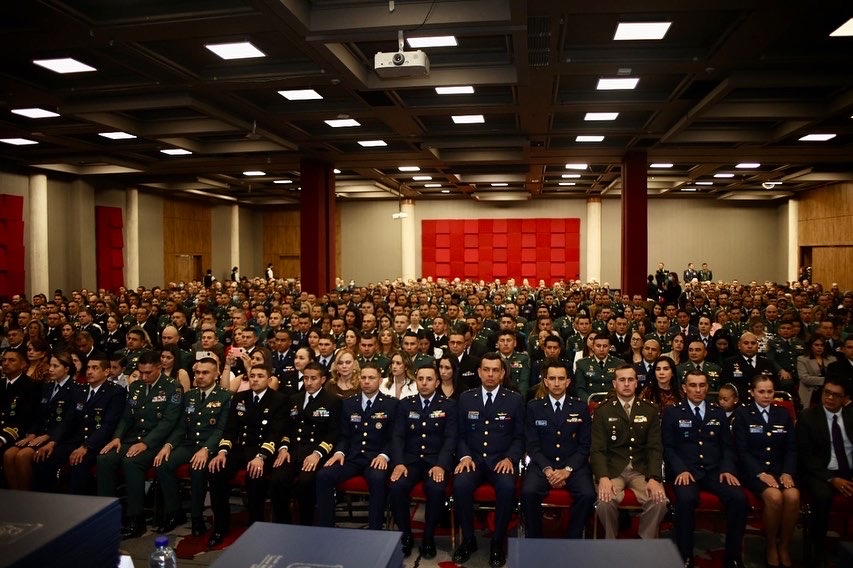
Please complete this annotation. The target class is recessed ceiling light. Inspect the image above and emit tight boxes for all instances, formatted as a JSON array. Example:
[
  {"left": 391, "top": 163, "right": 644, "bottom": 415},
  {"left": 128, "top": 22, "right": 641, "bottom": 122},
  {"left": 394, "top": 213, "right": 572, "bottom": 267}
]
[
  {"left": 576, "top": 135, "right": 604, "bottom": 142},
  {"left": 278, "top": 89, "right": 322, "bottom": 101},
  {"left": 491, "top": 183, "right": 508, "bottom": 187},
  {"left": 424, "top": 183, "right": 442, "bottom": 187},
  {"left": 441, "top": 189, "right": 451, "bottom": 194},
  {"left": 413, "top": 175, "right": 432, "bottom": 181},
  {"left": 0, "top": 138, "right": 38, "bottom": 145},
  {"left": 558, "top": 182, "right": 576, "bottom": 186},
  {"left": 452, "top": 114, "right": 485, "bottom": 124},
  {"left": 161, "top": 148, "right": 192, "bottom": 155},
  {"left": 205, "top": 41, "right": 265, "bottom": 60},
  {"left": 273, "top": 179, "right": 293, "bottom": 184},
  {"left": 736, "top": 162, "right": 761, "bottom": 168},
  {"left": 799, "top": 133, "right": 836, "bottom": 141},
  {"left": 407, "top": 36, "right": 457, "bottom": 48},
  {"left": 33, "top": 57, "right": 96, "bottom": 74},
  {"left": 614, "top": 22, "right": 672, "bottom": 41},
  {"left": 565, "top": 163, "right": 587, "bottom": 170},
  {"left": 829, "top": 18, "right": 853, "bottom": 37},
  {"left": 435, "top": 86, "right": 474, "bottom": 95},
  {"left": 714, "top": 173, "right": 734, "bottom": 178},
  {"left": 398, "top": 166, "right": 420, "bottom": 172},
  {"left": 650, "top": 163, "right": 673, "bottom": 168},
  {"left": 243, "top": 170, "right": 265, "bottom": 176},
  {"left": 11, "top": 108, "right": 59, "bottom": 119},
  {"left": 584, "top": 112, "right": 619, "bottom": 121},
  {"left": 681, "top": 187, "right": 698, "bottom": 192},
  {"left": 695, "top": 181, "right": 713, "bottom": 185},
  {"left": 334, "top": 169, "right": 341, "bottom": 174},
  {"left": 597, "top": 77, "right": 639, "bottom": 90},
  {"left": 325, "top": 119, "right": 360, "bottom": 128},
  {"left": 561, "top": 174, "right": 581, "bottom": 179},
  {"left": 99, "top": 131, "right": 136, "bottom": 140},
  {"left": 358, "top": 140, "right": 387, "bottom": 147}
]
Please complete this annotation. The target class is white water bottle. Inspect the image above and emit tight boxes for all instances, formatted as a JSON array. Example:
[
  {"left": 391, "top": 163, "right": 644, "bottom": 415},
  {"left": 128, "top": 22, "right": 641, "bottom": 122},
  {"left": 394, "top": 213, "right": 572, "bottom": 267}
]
[{"left": 148, "top": 535, "right": 177, "bottom": 568}]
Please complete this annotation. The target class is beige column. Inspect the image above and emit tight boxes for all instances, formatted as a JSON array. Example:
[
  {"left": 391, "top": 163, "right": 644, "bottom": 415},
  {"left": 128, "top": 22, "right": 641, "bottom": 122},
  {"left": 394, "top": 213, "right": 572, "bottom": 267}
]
[
  {"left": 27, "top": 174, "right": 49, "bottom": 296},
  {"left": 787, "top": 198, "right": 799, "bottom": 284},
  {"left": 230, "top": 204, "right": 240, "bottom": 272},
  {"left": 586, "top": 196, "right": 602, "bottom": 283},
  {"left": 125, "top": 188, "right": 140, "bottom": 289},
  {"left": 400, "top": 199, "right": 416, "bottom": 281}
]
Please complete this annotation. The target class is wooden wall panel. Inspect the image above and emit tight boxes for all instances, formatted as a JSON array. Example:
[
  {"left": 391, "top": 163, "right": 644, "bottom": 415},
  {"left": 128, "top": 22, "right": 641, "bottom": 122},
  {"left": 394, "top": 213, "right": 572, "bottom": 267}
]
[
  {"left": 162, "top": 198, "right": 211, "bottom": 283},
  {"left": 261, "top": 208, "right": 342, "bottom": 281},
  {"left": 798, "top": 182, "right": 853, "bottom": 288},
  {"left": 811, "top": 247, "right": 852, "bottom": 289}
]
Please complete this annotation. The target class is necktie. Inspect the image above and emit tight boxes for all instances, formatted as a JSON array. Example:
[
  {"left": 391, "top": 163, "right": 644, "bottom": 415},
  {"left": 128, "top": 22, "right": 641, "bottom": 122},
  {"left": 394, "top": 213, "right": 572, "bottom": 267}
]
[
  {"left": 761, "top": 408, "right": 769, "bottom": 423},
  {"left": 145, "top": 385, "right": 150, "bottom": 397},
  {"left": 748, "top": 357, "right": 755, "bottom": 368},
  {"left": 254, "top": 394, "right": 260, "bottom": 405},
  {"left": 555, "top": 400, "right": 562, "bottom": 415},
  {"left": 304, "top": 394, "right": 312, "bottom": 409},
  {"left": 422, "top": 398, "right": 430, "bottom": 413},
  {"left": 694, "top": 405, "right": 702, "bottom": 422},
  {"left": 52, "top": 383, "right": 60, "bottom": 399},
  {"left": 485, "top": 391, "right": 494, "bottom": 409},
  {"left": 832, "top": 415, "right": 851, "bottom": 478},
  {"left": 364, "top": 398, "right": 372, "bottom": 414},
  {"left": 624, "top": 401, "right": 631, "bottom": 416},
  {"left": 696, "top": 363, "right": 702, "bottom": 373},
  {"left": 599, "top": 360, "right": 605, "bottom": 372},
  {"left": 200, "top": 391, "right": 207, "bottom": 403},
  {"left": 87, "top": 388, "right": 94, "bottom": 401}
]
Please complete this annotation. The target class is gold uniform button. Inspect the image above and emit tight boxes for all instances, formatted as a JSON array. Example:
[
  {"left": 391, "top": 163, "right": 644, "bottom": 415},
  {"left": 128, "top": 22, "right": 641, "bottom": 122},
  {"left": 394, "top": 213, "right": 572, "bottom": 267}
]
[
  {"left": 555, "top": 456, "right": 561, "bottom": 462},
  {"left": 699, "top": 454, "right": 704, "bottom": 459},
  {"left": 555, "top": 444, "right": 561, "bottom": 448},
  {"left": 422, "top": 434, "right": 427, "bottom": 438},
  {"left": 484, "top": 431, "right": 489, "bottom": 436},
  {"left": 483, "top": 453, "right": 488, "bottom": 458},
  {"left": 556, "top": 431, "right": 561, "bottom": 436},
  {"left": 485, "top": 420, "right": 490, "bottom": 425}
]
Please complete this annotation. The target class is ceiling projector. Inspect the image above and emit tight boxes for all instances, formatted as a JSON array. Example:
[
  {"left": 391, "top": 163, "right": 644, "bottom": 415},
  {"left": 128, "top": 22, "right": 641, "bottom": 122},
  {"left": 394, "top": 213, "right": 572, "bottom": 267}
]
[{"left": 374, "top": 50, "right": 430, "bottom": 78}]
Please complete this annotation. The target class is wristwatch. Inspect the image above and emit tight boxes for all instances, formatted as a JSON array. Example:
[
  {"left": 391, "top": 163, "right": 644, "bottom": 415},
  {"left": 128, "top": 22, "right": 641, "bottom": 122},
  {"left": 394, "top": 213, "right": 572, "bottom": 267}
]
[
  {"left": 564, "top": 466, "right": 573, "bottom": 473},
  {"left": 255, "top": 453, "right": 267, "bottom": 461}
]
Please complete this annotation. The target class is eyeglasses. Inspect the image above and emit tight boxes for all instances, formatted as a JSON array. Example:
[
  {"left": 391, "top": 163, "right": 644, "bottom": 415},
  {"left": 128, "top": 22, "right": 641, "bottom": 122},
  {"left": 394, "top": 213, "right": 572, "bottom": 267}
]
[{"left": 822, "top": 389, "right": 844, "bottom": 399}]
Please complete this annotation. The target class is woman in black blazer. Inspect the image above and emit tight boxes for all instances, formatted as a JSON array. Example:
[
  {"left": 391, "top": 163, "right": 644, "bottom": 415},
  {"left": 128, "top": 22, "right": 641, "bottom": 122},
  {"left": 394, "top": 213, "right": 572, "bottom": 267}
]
[{"left": 732, "top": 373, "right": 799, "bottom": 568}]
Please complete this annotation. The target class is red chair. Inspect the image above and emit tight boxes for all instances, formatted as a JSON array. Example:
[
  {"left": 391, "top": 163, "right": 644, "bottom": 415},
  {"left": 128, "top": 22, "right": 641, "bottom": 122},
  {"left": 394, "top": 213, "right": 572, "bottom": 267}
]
[
  {"left": 334, "top": 475, "right": 381, "bottom": 525},
  {"left": 773, "top": 391, "right": 796, "bottom": 423},
  {"left": 408, "top": 480, "right": 455, "bottom": 548},
  {"left": 451, "top": 479, "right": 521, "bottom": 545}
]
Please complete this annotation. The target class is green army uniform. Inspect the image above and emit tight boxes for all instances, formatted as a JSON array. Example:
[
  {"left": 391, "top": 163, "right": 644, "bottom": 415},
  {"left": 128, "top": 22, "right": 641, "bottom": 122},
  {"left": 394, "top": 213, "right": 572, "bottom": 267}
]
[
  {"left": 357, "top": 353, "right": 391, "bottom": 375},
  {"left": 723, "top": 321, "right": 746, "bottom": 339},
  {"left": 644, "top": 332, "right": 672, "bottom": 353},
  {"left": 565, "top": 333, "right": 588, "bottom": 358},
  {"left": 765, "top": 336, "right": 805, "bottom": 393},
  {"left": 156, "top": 385, "right": 232, "bottom": 521},
  {"left": 554, "top": 316, "right": 575, "bottom": 341},
  {"left": 677, "top": 361, "right": 723, "bottom": 390},
  {"left": 592, "top": 320, "right": 610, "bottom": 336},
  {"left": 411, "top": 352, "right": 435, "bottom": 370},
  {"left": 473, "top": 329, "right": 496, "bottom": 350},
  {"left": 500, "top": 351, "right": 531, "bottom": 399},
  {"left": 575, "top": 355, "right": 626, "bottom": 402},
  {"left": 117, "top": 347, "right": 153, "bottom": 373},
  {"left": 97, "top": 375, "right": 183, "bottom": 519}
]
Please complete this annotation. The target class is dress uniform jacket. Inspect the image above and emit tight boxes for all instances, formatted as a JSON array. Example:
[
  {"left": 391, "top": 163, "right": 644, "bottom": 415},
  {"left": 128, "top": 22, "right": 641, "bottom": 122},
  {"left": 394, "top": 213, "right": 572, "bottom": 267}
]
[
  {"left": 99, "top": 329, "right": 126, "bottom": 356},
  {"left": 457, "top": 352, "right": 481, "bottom": 390},
  {"left": 575, "top": 355, "right": 625, "bottom": 402},
  {"left": 391, "top": 393, "right": 457, "bottom": 470},
  {"left": 731, "top": 403, "right": 796, "bottom": 482},
  {"left": 29, "top": 379, "right": 80, "bottom": 441},
  {"left": 219, "top": 388, "right": 289, "bottom": 458},
  {"left": 113, "top": 375, "right": 183, "bottom": 447},
  {"left": 677, "top": 361, "right": 723, "bottom": 390},
  {"left": 766, "top": 337, "right": 805, "bottom": 391},
  {"left": 457, "top": 387, "right": 525, "bottom": 469},
  {"left": 720, "top": 354, "right": 776, "bottom": 397},
  {"left": 662, "top": 400, "right": 737, "bottom": 480},
  {"left": 644, "top": 332, "right": 672, "bottom": 354},
  {"left": 590, "top": 397, "right": 663, "bottom": 482},
  {"left": 526, "top": 395, "right": 592, "bottom": 473},
  {"left": 166, "top": 385, "right": 232, "bottom": 452},
  {"left": 412, "top": 352, "right": 436, "bottom": 370},
  {"left": 357, "top": 354, "right": 391, "bottom": 376},
  {"left": 501, "top": 352, "right": 531, "bottom": 399},
  {"left": 0, "top": 374, "right": 40, "bottom": 447},
  {"left": 333, "top": 392, "right": 397, "bottom": 461},
  {"left": 281, "top": 388, "right": 342, "bottom": 461}
]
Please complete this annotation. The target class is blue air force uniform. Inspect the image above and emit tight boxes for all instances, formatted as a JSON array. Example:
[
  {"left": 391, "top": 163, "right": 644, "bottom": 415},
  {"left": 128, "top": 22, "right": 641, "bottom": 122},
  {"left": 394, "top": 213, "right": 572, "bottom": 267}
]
[
  {"left": 389, "top": 393, "right": 457, "bottom": 542},
  {"left": 731, "top": 402, "right": 796, "bottom": 496},
  {"left": 662, "top": 400, "right": 747, "bottom": 563},
  {"left": 454, "top": 386, "right": 525, "bottom": 544},
  {"left": 316, "top": 392, "right": 398, "bottom": 529},
  {"left": 521, "top": 395, "right": 595, "bottom": 538}
]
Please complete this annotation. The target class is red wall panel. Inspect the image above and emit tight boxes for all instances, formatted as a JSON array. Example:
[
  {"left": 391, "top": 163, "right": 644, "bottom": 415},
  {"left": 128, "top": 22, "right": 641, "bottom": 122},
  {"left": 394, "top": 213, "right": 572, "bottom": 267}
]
[
  {"left": 95, "top": 206, "right": 124, "bottom": 291},
  {"left": 0, "top": 195, "right": 25, "bottom": 298},
  {"left": 421, "top": 217, "right": 581, "bottom": 284}
]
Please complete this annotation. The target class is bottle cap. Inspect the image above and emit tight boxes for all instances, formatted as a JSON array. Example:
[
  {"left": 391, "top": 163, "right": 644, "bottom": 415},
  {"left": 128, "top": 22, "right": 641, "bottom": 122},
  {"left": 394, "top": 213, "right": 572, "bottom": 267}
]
[{"left": 154, "top": 535, "right": 169, "bottom": 547}]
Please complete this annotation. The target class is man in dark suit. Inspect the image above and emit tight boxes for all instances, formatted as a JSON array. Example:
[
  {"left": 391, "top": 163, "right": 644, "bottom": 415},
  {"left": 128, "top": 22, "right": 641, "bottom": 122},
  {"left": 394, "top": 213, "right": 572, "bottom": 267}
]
[
  {"left": 826, "top": 336, "right": 853, "bottom": 382},
  {"left": 521, "top": 361, "right": 595, "bottom": 539},
  {"left": 591, "top": 364, "right": 667, "bottom": 539},
  {"left": 452, "top": 353, "right": 525, "bottom": 568},
  {"left": 448, "top": 328, "right": 481, "bottom": 390},
  {"left": 429, "top": 315, "right": 450, "bottom": 357},
  {"left": 720, "top": 332, "right": 776, "bottom": 397},
  {"left": 609, "top": 314, "right": 632, "bottom": 359},
  {"left": 669, "top": 308, "right": 699, "bottom": 339},
  {"left": 662, "top": 369, "right": 747, "bottom": 568},
  {"left": 388, "top": 364, "right": 457, "bottom": 559},
  {"left": 97, "top": 351, "right": 184, "bottom": 538},
  {"left": 0, "top": 350, "right": 40, "bottom": 461},
  {"left": 208, "top": 364, "right": 288, "bottom": 546},
  {"left": 34, "top": 355, "right": 126, "bottom": 494},
  {"left": 316, "top": 362, "right": 397, "bottom": 530},
  {"left": 153, "top": 357, "right": 231, "bottom": 535},
  {"left": 270, "top": 362, "right": 341, "bottom": 526},
  {"left": 796, "top": 375, "right": 853, "bottom": 566}
]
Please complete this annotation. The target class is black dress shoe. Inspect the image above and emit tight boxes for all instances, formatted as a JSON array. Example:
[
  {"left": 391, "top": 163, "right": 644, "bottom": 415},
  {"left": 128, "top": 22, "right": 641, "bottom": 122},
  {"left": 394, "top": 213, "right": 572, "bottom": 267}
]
[
  {"left": 156, "top": 511, "right": 187, "bottom": 533},
  {"left": 121, "top": 517, "right": 146, "bottom": 539},
  {"left": 452, "top": 538, "right": 478, "bottom": 563},
  {"left": 400, "top": 534, "right": 414, "bottom": 557},
  {"left": 419, "top": 539, "right": 436, "bottom": 559},
  {"left": 208, "top": 531, "right": 226, "bottom": 548},
  {"left": 489, "top": 541, "right": 506, "bottom": 568},
  {"left": 191, "top": 517, "right": 207, "bottom": 537}
]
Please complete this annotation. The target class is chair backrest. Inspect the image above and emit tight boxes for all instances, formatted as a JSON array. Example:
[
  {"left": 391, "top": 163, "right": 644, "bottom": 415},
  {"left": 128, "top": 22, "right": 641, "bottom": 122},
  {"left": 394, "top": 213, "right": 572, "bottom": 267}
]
[{"left": 587, "top": 391, "right": 609, "bottom": 416}]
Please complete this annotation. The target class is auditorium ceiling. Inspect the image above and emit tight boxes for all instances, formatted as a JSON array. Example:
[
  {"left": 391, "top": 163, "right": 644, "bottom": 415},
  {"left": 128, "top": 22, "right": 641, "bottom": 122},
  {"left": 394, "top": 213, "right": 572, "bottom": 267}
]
[{"left": 0, "top": 0, "right": 851, "bottom": 205}]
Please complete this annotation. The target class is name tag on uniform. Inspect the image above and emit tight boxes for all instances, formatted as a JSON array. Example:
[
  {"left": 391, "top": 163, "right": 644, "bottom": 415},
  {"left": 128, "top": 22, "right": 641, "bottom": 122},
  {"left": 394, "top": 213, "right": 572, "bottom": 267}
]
[
  {"left": 468, "top": 411, "right": 480, "bottom": 420},
  {"left": 633, "top": 415, "right": 648, "bottom": 423},
  {"left": 409, "top": 411, "right": 420, "bottom": 420},
  {"left": 535, "top": 419, "right": 548, "bottom": 426},
  {"left": 679, "top": 419, "right": 693, "bottom": 428},
  {"left": 608, "top": 417, "right": 619, "bottom": 422},
  {"left": 566, "top": 416, "right": 582, "bottom": 423},
  {"left": 749, "top": 425, "right": 763, "bottom": 434}
]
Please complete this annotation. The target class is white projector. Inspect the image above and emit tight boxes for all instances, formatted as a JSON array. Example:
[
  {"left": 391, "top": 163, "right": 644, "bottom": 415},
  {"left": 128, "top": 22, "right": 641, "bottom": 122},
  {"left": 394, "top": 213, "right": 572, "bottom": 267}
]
[{"left": 374, "top": 50, "right": 430, "bottom": 78}]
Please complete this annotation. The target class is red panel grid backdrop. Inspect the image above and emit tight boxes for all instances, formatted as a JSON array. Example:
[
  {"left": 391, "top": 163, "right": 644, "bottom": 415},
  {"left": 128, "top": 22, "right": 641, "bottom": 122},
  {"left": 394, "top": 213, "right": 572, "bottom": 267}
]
[
  {"left": 95, "top": 206, "right": 125, "bottom": 292},
  {"left": 0, "top": 194, "right": 25, "bottom": 298},
  {"left": 421, "top": 218, "right": 581, "bottom": 285}
]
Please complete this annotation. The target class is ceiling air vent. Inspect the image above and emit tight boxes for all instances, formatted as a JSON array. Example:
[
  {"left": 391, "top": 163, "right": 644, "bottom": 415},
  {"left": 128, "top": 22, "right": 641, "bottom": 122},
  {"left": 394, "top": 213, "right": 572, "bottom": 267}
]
[{"left": 528, "top": 17, "right": 550, "bottom": 68}]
